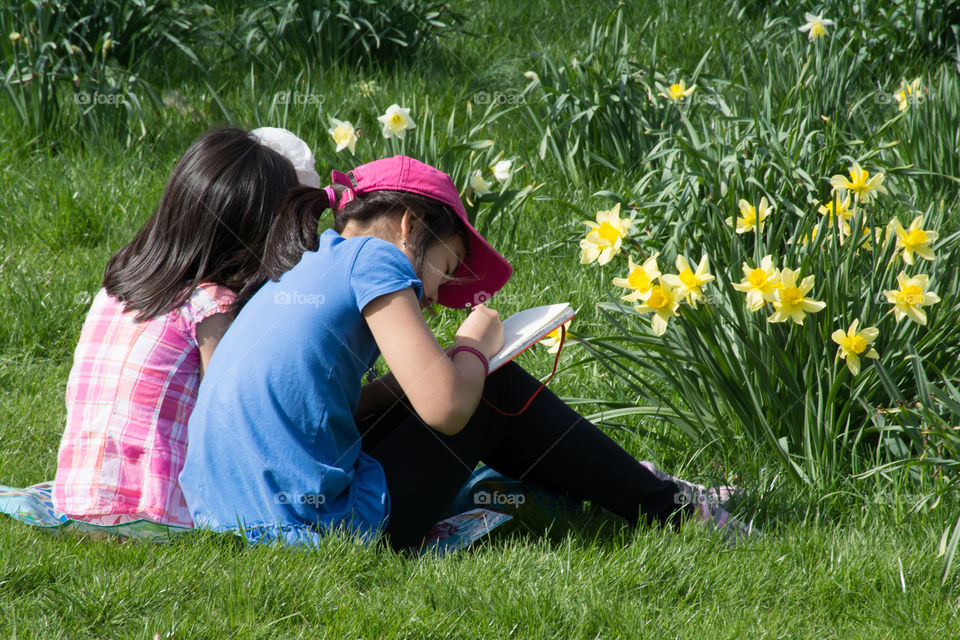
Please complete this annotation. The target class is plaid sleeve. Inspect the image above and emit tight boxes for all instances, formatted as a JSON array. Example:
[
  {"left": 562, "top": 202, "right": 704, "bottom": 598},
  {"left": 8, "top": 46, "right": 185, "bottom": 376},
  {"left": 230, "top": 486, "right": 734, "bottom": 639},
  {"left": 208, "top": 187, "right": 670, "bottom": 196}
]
[{"left": 176, "top": 283, "right": 237, "bottom": 344}]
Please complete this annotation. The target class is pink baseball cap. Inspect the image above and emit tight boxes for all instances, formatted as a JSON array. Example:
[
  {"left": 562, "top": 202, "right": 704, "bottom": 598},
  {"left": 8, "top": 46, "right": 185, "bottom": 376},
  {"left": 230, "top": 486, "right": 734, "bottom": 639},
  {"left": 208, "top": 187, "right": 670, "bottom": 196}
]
[{"left": 329, "top": 156, "right": 512, "bottom": 308}]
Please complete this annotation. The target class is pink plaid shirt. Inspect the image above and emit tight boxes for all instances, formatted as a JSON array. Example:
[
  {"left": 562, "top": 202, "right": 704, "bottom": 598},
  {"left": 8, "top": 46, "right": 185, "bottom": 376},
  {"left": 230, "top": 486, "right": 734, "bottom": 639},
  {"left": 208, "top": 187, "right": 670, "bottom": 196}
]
[{"left": 53, "top": 283, "right": 235, "bottom": 526}]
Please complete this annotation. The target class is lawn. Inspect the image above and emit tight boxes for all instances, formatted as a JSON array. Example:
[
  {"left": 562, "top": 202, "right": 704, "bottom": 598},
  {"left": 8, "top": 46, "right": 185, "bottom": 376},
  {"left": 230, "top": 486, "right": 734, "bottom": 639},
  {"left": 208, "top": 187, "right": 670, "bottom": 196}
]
[{"left": 1, "top": 0, "right": 959, "bottom": 637}]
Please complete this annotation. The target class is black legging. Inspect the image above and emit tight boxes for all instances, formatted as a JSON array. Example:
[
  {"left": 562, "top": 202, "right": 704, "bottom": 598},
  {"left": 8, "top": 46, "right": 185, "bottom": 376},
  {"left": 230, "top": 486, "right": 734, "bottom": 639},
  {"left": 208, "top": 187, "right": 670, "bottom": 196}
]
[{"left": 357, "top": 361, "right": 689, "bottom": 551}]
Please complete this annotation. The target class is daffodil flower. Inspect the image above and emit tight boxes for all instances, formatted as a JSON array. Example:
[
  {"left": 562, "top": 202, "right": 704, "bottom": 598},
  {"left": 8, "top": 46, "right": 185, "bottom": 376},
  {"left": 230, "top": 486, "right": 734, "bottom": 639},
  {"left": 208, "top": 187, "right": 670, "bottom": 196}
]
[
  {"left": 883, "top": 271, "right": 940, "bottom": 325},
  {"left": 796, "top": 224, "right": 822, "bottom": 247},
  {"left": 634, "top": 278, "right": 680, "bottom": 336},
  {"left": 894, "top": 78, "right": 922, "bottom": 112},
  {"left": 892, "top": 216, "right": 937, "bottom": 265},
  {"left": 817, "top": 192, "right": 853, "bottom": 227},
  {"left": 726, "top": 197, "right": 771, "bottom": 234},
  {"left": 659, "top": 80, "right": 696, "bottom": 102},
  {"left": 492, "top": 159, "right": 512, "bottom": 182},
  {"left": 612, "top": 254, "right": 660, "bottom": 302},
  {"left": 829, "top": 163, "right": 887, "bottom": 204},
  {"left": 767, "top": 269, "right": 826, "bottom": 325},
  {"left": 798, "top": 13, "right": 835, "bottom": 40},
  {"left": 9, "top": 32, "right": 22, "bottom": 43},
  {"left": 377, "top": 103, "right": 416, "bottom": 139},
  {"left": 579, "top": 203, "right": 632, "bottom": 265},
  {"left": 539, "top": 320, "right": 572, "bottom": 354},
  {"left": 831, "top": 319, "right": 879, "bottom": 375},
  {"left": 328, "top": 118, "right": 358, "bottom": 154},
  {"left": 839, "top": 222, "right": 876, "bottom": 251},
  {"left": 731, "top": 255, "right": 780, "bottom": 312},
  {"left": 662, "top": 255, "right": 714, "bottom": 308},
  {"left": 470, "top": 170, "right": 492, "bottom": 196}
]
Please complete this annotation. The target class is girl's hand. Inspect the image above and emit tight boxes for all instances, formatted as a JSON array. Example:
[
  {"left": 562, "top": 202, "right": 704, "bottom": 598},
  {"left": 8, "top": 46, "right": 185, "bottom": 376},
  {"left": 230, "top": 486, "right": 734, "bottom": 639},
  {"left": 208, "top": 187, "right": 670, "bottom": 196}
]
[
  {"left": 364, "top": 288, "right": 491, "bottom": 435},
  {"left": 454, "top": 304, "right": 503, "bottom": 359}
]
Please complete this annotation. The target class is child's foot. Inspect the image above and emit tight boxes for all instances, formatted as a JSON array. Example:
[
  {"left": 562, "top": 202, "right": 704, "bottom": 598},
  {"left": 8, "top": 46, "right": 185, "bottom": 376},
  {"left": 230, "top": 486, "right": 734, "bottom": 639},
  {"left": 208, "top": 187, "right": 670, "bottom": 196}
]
[
  {"left": 639, "top": 461, "right": 740, "bottom": 508},
  {"left": 688, "top": 490, "right": 760, "bottom": 546}
]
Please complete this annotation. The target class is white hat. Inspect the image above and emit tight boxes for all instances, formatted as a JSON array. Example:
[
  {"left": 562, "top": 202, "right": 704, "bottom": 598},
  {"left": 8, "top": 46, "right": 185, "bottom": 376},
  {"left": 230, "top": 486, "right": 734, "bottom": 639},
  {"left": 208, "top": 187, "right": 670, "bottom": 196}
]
[{"left": 249, "top": 127, "right": 321, "bottom": 188}]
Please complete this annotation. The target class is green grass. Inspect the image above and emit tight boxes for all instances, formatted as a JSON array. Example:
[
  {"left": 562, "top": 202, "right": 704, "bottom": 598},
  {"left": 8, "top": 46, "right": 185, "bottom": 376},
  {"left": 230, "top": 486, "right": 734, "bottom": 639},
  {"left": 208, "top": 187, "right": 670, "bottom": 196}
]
[{"left": 2, "top": 0, "right": 959, "bottom": 636}]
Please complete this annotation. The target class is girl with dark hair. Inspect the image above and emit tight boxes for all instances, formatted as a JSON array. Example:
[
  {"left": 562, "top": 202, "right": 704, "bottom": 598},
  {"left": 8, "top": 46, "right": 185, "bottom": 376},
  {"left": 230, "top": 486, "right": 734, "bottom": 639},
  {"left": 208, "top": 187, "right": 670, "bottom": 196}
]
[
  {"left": 52, "top": 127, "right": 319, "bottom": 528},
  {"left": 180, "top": 156, "right": 757, "bottom": 551}
]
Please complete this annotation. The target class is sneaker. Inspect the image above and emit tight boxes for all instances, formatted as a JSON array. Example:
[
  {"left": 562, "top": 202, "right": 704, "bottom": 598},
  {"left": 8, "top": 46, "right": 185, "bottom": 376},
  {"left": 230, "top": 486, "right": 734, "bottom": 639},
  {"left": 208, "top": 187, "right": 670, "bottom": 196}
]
[
  {"left": 639, "top": 460, "right": 740, "bottom": 507},
  {"left": 679, "top": 485, "right": 760, "bottom": 545}
]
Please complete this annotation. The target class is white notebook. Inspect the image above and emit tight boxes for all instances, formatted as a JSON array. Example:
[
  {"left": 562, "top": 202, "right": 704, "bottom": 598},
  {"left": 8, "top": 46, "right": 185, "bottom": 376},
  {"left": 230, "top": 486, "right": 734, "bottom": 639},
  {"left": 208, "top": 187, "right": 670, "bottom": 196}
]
[{"left": 487, "top": 302, "right": 576, "bottom": 372}]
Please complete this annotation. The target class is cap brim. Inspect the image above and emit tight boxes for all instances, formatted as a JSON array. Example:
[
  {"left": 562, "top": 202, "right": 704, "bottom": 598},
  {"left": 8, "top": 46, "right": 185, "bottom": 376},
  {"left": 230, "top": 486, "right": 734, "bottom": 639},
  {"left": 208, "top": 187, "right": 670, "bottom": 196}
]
[{"left": 437, "top": 223, "right": 512, "bottom": 308}]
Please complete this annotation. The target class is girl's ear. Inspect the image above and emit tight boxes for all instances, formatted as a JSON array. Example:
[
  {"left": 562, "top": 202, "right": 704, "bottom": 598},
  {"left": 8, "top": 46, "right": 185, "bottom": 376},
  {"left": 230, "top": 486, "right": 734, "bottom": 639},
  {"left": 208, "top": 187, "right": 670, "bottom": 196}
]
[{"left": 398, "top": 208, "right": 421, "bottom": 247}]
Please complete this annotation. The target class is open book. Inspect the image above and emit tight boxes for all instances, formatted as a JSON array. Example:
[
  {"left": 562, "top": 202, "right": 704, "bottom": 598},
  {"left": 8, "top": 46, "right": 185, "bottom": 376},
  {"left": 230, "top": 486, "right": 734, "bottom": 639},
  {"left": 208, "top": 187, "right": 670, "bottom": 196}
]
[{"left": 488, "top": 303, "right": 576, "bottom": 373}]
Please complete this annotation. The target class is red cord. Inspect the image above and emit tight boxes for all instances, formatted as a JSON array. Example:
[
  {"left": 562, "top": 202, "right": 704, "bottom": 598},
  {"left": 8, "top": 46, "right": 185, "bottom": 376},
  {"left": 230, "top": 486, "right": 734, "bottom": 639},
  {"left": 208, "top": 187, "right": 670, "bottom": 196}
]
[{"left": 482, "top": 325, "right": 566, "bottom": 416}]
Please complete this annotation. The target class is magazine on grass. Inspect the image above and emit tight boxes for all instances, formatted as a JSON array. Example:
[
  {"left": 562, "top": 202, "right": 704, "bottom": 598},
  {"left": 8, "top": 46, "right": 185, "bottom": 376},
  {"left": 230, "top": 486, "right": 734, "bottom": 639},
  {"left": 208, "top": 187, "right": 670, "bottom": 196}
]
[{"left": 487, "top": 302, "right": 576, "bottom": 373}]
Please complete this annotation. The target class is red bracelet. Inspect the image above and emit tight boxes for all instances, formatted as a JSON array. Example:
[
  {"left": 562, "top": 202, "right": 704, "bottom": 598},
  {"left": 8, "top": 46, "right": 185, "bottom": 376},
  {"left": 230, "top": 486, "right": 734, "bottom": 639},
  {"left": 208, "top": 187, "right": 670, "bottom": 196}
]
[{"left": 450, "top": 346, "right": 489, "bottom": 377}]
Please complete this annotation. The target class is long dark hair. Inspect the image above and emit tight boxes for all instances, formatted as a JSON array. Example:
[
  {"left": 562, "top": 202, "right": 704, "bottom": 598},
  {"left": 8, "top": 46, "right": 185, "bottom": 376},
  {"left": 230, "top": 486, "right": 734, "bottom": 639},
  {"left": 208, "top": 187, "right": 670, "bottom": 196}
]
[
  {"left": 233, "top": 186, "right": 471, "bottom": 309},
  {"left": 103, "top": 127, "right": 299, "bottom": 321}
]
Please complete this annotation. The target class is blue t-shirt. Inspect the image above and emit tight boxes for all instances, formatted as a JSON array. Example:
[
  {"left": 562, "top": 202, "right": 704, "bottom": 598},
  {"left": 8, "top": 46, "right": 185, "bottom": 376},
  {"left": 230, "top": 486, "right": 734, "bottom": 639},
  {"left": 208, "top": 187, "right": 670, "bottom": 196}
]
[{"left": 179, "top": 229, "right": 422, "bottom": 546}]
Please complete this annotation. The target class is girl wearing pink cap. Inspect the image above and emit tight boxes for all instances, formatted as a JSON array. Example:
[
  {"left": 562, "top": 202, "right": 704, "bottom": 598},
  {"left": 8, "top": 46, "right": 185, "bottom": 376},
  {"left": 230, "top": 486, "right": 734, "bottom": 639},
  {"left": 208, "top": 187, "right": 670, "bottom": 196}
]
[{"left": 180, "top": 156, "right": 753, "bottom": 550}]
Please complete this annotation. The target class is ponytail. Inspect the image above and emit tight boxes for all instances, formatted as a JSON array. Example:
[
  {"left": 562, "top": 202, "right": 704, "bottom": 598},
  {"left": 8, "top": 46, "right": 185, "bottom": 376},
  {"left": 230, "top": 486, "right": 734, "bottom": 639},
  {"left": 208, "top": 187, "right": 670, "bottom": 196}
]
[{"left": 233, "top": 185, "right": 341, "bottom": 310}]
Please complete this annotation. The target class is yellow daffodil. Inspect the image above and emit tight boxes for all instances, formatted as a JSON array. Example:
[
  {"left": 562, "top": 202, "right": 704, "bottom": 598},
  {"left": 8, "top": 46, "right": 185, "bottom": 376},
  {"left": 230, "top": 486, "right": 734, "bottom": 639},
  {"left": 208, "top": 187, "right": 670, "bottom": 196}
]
[
  {"left": 892, "top": 216, "right": 937, "bottom": 265},
  {"left": 9, "top": 32, "right": 22, "bottom": 43},
  {"left": 798, "top": 13, "right": 835, "bottom": 40},
  {"left": 661, "top": 255, "right": 714, "bottom": 308},
  {"left": 634, "top": 278, "right": 680, "bottom": 336},
  {"left": 829, "top": 163, "right": 887, "bottom": 204},
  {"left": 767, "top": 269, "right": 826, "bottom": 325},
  {"left": 726, "top": 197, "right": 771, "bottom": 234},
  {"left": 731, "top": 254, "right": 781, "bottom": 311},
  {"left": 470, "top": 170, "right": 492, "bottom": 196},
  {"left": 894, "top": 78, "right": 922, "bottom": 112},
  {"left": 539, "top": 320, "right": 572, "bottom": 354},
  {"left": 794, "top": 224, "right": 826, "bottom": 247},
  {"left": 831, "top": 319, "right": 879, "bottom": 376},
  {"left": 377, "top": 103, "right": 416, "bottom": 139},
  {"left": 579, "top": 203, "right": 632, "bottom": 265},
  {"left": 659, "top": 80, "right": 696, "bottom": 102},
  {"left": 817, "top": 192, "right": 853, "bottom": 226},
  {"left": 492, "top": 159, "right": 512, "bottom": 182},
  {"left": 612, "top": 254, "right": 661, "bottom": 302},
  {"left": 839, "top": 221, "right": 876, "bottom": 251},
  {"left": 328, "top": 118, "right": 358, "bottom": 154},
  {"left": 883, "top": 271, "right": 940, "bottom": 325}
]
